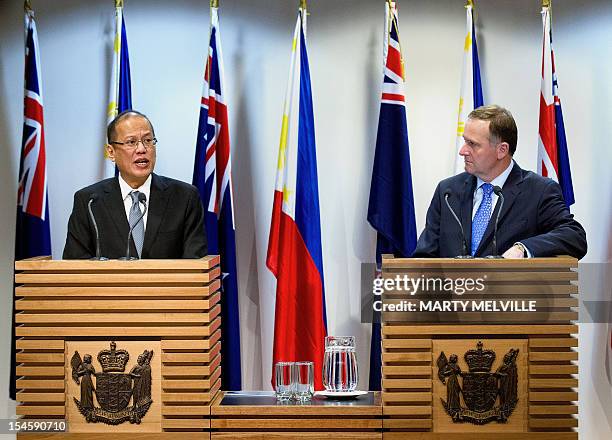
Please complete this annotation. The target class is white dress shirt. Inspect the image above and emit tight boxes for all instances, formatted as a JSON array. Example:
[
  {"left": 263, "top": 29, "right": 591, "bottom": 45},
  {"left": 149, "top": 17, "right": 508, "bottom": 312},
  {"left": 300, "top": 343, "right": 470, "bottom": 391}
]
[{"left": 118, "top": 174, "right": 151, "bottom": 230}]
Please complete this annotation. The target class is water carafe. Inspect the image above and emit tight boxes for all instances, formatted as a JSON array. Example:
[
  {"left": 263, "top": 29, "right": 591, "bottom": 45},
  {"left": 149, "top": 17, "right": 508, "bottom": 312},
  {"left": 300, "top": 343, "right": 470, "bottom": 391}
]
[{"left": 322, "top": 336, "right": 358, "bottom": 392}]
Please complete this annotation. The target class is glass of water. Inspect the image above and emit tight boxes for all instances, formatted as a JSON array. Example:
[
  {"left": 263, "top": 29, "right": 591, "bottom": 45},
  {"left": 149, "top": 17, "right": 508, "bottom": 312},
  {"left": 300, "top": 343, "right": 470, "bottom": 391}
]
[
  {"left": 292, "top": 361, "right": 314, "bottom": 401},
  {"left": 274, "top": 362, "right": 293, "bottom": 401},
  {"left": 322, "top": 336, "right": 359, "bottom": 392}
]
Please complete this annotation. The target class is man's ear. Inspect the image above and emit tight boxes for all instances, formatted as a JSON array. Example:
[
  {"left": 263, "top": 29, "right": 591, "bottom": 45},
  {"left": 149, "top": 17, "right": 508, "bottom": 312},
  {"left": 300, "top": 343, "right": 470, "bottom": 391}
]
[
  {"left": 105, "top": 144, "right": 115, "bottom": 162},
  {"left": 497, "top": 142, "right": 510, "bottom": 159}
]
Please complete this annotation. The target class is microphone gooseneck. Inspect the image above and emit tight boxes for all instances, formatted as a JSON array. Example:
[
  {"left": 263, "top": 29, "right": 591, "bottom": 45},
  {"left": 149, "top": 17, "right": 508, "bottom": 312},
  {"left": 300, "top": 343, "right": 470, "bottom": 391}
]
[
  {"left": 87, "top": 194, "right": 107, "bottom": 261},
  {"left": 487, "top": 185, "right": 505, "bottom": 259},
  {"left": 444, "top": 190, "right": 472, "bottom": 259}
]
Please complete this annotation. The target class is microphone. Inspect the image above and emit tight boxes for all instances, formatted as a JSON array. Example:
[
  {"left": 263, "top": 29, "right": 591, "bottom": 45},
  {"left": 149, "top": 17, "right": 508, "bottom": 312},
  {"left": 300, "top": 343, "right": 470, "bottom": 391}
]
[
  {"left": 122, "top": 192, "right": 147, "bottom": 260},
  {"left": 486, "top": 185, "right": 505, "bottom": 259},
  {"left": 443, "top": 190, "right": 472, "bottom": 259},
  {"left": 87, "top": 194, "right": 107, "bottom": 261}
]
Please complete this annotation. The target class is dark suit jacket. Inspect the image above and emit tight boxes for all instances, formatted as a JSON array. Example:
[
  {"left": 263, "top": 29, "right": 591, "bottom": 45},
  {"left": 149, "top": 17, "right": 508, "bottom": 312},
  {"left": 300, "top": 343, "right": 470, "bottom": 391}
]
[
  {"left": 412, "top": 163, "right": 587, "bottom": 259},
  {"left": 63, "top": 174, "right": 207, "bottom": 259}
]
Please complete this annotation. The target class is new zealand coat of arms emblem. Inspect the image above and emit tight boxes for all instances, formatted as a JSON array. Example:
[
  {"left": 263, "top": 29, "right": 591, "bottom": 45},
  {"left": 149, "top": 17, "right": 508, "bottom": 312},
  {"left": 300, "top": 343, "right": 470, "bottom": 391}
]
[
  {"left": 71, "top": 341, "right": 154, "bottom": 425},
  {"left": 436, "top": 341, "right": 519, "bottom": 424}
]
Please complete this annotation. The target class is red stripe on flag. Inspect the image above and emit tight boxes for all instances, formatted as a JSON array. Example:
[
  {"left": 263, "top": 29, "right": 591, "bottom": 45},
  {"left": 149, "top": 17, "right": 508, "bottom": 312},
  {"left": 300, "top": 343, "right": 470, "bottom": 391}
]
[
  {"left": 538, "top": 94, "right": 558, "bottom": 175},
  {"left": 386, "top": 46, "right": 402, "bottom": 79},
  {"left": 267, "top": 191, "right": 327, "bottom": 390},
  {"left": 381, "top": 93, "right": 404, "bottom": 102}
]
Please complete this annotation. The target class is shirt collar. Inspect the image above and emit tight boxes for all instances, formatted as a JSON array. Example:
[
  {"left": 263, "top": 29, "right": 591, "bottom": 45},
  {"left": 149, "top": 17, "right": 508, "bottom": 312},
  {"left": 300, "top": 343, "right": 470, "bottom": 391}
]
[
  {"left": 476, "top": 160, "right": 514, "bottom": 190},
  {"left": 118, "top": 173, "right": 152, "bottom": 203}
]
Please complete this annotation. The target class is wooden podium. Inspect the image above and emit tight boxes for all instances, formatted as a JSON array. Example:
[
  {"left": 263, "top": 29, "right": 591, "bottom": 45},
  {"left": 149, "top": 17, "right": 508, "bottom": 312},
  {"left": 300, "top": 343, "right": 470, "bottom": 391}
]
[
  {"left": 380, "top": 256, "right": 579, "bottom": 440},
  {"left": 14, "top": 256, "right": 222, "bottom": 439}
]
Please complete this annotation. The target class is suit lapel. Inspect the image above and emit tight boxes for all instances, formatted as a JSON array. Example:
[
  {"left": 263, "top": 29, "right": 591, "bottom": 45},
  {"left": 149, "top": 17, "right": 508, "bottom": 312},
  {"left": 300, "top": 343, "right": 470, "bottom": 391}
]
[
  {"left": 102, "top": 178, "right": 130, "bottom": 240},
  {"left": 460, "top": 174, "right": 477, "bottom": 254},
  {"left": 142, "top": 174, "right": 170, "bottom": 257},
  {"left": 475, "top": 163, "right": 523, "bottom": 256}
]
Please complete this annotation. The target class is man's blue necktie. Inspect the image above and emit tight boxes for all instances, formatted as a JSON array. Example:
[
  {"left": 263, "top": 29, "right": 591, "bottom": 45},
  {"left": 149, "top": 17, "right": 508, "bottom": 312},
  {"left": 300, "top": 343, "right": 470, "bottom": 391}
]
[
  {"left": 129, "top": 191, "right": 145, "bottom": 257},
  {"left": 471, "top": 183, "right": 494, "bottom": 256}
]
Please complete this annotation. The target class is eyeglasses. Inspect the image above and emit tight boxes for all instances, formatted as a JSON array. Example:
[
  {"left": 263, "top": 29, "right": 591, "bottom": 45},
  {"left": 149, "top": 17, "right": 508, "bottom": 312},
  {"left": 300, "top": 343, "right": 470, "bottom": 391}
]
[{"left": 111, "top": 137, "right": 157, "bottom": 150}]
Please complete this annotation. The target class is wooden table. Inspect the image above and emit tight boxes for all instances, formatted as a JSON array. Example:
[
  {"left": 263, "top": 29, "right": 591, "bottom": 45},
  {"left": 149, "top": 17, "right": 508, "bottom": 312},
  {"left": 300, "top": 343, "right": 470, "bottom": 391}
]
[{"left": 211, "top": 391, "right": 382, "bottom": 439}]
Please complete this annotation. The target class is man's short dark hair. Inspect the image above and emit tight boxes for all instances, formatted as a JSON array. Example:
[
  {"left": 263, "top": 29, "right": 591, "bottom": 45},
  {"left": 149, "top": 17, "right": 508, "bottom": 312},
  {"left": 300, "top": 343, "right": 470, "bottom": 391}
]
[
  {"left": 107, "top": 110, "right": 155, "bottom": 143},
  {"left": 468, "top": 105, "right": 518, "bottom": 155}
]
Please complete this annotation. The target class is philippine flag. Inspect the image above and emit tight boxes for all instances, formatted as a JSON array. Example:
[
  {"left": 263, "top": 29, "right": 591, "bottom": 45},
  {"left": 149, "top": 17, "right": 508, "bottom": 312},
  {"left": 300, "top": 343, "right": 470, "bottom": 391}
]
[{"left": 266, "top": 7, "right": 327, "bottom": 390}]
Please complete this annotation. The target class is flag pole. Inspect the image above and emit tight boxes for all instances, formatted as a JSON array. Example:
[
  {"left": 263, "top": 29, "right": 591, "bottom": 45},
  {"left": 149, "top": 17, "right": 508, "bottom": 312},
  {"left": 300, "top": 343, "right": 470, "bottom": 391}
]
[
  {"left": 300, "top": 0, "right": 307, "bottom": 9},
  {"left": 24, "top": 0, "right": 32, "bottom": 12},
  {"left": 542, "top": 0, "right": 551, "bottom": 7},
  {"left": 211, "top": 0, "right": 219, "bottom": 7},
  {"left": 115, "top": 0, "right": 124, "bottom": 7},
  {"left": 466, "top": 0, "right": 474, "bottom": 6}
]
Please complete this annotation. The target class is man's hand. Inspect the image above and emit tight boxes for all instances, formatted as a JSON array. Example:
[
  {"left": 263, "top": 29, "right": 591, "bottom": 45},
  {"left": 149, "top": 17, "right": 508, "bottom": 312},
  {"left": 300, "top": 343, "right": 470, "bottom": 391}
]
[{"left": 502, "top": 244, "right": 526, "bottom": 259}]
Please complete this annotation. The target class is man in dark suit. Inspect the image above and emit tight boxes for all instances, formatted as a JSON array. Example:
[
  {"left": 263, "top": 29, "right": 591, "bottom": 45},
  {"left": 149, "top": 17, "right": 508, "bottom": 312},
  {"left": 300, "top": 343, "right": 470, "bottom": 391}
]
[
  {"left": 63, "top": 110, "right": 207, "bottom": 259},
  {"left": 413, "top": 105, "right": 586, "bottom": 259}
]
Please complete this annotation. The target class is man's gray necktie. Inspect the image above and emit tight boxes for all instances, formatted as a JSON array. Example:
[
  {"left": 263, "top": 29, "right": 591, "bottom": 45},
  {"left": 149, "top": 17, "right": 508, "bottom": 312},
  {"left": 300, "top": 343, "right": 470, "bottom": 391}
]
[{"left": 129, "top": 191, "right": 145, "bottom": 257}]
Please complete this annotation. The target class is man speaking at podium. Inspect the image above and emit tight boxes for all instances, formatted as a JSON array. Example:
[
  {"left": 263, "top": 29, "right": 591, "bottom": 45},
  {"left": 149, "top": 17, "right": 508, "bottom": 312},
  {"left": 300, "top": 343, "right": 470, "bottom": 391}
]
[
  {"left": 63, "top": 110, "right": 207, "bottom": 259},
  {"left": 412, "top": 105, "right": 586, "bottom": 259}
]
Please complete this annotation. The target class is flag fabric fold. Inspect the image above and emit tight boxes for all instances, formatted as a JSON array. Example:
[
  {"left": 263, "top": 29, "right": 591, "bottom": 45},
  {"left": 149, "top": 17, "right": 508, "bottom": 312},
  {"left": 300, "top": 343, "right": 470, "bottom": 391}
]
[
  {"left": 538, "top": 5, "right": 574, "bottom": 207},
  {"left": 454, "top": 0, "right": 484, "bottom": 173},
  {"left": 12, "top": 7, "right": 52, "bottom": 399},
  {"left": 367, "top": 2, "right": 418, "bottom": 391},
  {"left": 266, "top": 8, "right": 327, "bottom": 390},
  {"left": 105, "top": 2, "right": 132, "bottom": 178},
  {"left": 193, "top": 5, "right": 242, "bottom": 390}
]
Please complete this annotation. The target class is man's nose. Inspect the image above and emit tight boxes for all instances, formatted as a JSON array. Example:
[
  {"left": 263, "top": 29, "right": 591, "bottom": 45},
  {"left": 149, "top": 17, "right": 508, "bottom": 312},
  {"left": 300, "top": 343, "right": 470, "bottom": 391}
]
[
  {"left": 135, "top": 140, "right": 147, "bottom": 153},
  {"left": 459, "top": 144, "right": 469, "bottom": 156}
]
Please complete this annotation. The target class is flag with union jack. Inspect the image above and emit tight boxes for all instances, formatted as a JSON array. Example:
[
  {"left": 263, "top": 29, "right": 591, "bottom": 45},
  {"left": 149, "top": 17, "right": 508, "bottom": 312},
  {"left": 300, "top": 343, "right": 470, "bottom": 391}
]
[
  {"left": 367, "top": 1, "right": 418, "bottom": 391},
  {"left": 192, "top": 4, "right": 241, "bottom": 390},
  {"left": 538, "top": 4, "right": 574, "bottom": 207},
  {"left": 12, "top": 6, "right": 52, "bottom": 399}
]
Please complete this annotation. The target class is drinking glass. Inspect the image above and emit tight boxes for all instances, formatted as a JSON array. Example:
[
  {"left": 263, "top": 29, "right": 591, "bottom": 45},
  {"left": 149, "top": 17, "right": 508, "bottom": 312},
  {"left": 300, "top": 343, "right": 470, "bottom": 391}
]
[
  {"left": 322, "top": 336, "right": 359, "bottom": 392},
  {"left": 292, "top": 361, "right": 314, "bottom": 401},
  {"left": 274, "top": 362, "right": 293, "bottom": 401}
]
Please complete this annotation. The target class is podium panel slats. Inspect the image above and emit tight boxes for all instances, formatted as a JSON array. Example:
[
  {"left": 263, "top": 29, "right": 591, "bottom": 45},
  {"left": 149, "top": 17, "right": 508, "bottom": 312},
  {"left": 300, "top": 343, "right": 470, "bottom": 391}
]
[
  {"left": 162, "top": 343, "right": 221, "bottom": 363},
  {"left": 16, "top": 379, "right": 64, "bottom": 389},
  {"left": 16, "top": 392, "right": 64, "bottom": 403},
  {"left": 15, "top": 283, "right": 221, "bottom": 298},
  {"left": 529, "top": 365, "right": 578, "bottom": 375},
  {"left": 529, "top": 405, "right": 578, "bottom": 415},
  {"left": 15, "top": 353, "right": 63, "bottom": 363},
  {"left": 529, "top": 338, "right": 578, "bottom": 347},
  {"left": 16, "top": 405, "right": 65, "bottom": 416},
  {"left": 382, "top": 365, "right": 431, "bottom": 376},
  {"left": 529, "top": 418, "right": 578, "bottom": 428},
  {"left": 15, "top": 268, "right": 220, "bottom": 284},
  {"left": 383, "top": 405, "right": 432, "bottom": 416},
  {"left": 529, "top": 392, "right": 578, "bottom": 401},
  {"left": 16, "top": 366, "right": 64, "bottom": 376},
  {"left": 162, "top": 405, "right": 210, "bottom": 416},
  {"left": 15, "top": 339, "right": 65, "bottom": 350},
  {"left": 382, "top": 379, "right": 432, "bottom": 389},
  {"left": 161, "top": 332, "right": 221, "bottom": 350},
  {"left": 529, "top": 379, "right": 578, "bottom": 388},
  {"left": 15, "top": 255, "right": 219, "bottom": 271},
  {"left": 161, "top": 418, "right": 210, "bottom": 429},
  {"left": 16, "top": 325, "right": 220, "bottom": 337},
  {"left": 529, "top": 352, "right": 578, "bottom": 362},
  {"left": 16, "top": 299, "right": 217, "bottom": 311},
  {"left": 383, "top": 324, "right": 578, "bottom": 335}
]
